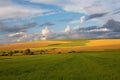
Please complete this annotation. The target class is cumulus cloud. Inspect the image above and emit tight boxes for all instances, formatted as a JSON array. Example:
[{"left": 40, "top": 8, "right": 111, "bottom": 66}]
[
  {"left": 41, "top": 27, "right": 54, "bottom": 40},
  {"left": 80, "top": 16, "right": 86, "bottom": 23},
  {"left": 64, "top": 25, "right": 71, "bottom": 32},
  {"left": 41, "top": 19, "right": 120, "bottom": 40},
  {"left": 1, "top": 19, "right": 120, "bottom": 44},
  {"left": 103, "top": 19, "right": 120, "bottom": 32}
]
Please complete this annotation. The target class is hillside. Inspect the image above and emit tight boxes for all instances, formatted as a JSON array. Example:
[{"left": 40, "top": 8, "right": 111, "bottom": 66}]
[{"left": 0, "top": 39, "right": 120, "bottom": 51}]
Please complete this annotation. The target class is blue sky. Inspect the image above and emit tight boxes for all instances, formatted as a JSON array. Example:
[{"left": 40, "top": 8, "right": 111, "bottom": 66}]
[{"left": 0, "top": 0, "right": 120, "bottom": 44}]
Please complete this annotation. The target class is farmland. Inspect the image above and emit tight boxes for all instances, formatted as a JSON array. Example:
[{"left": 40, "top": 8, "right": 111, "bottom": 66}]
[
  {"left": 0, "top": 51, "right": 120, "bottom": 80},
  {"left": 0, "top": 39, "right": 120, "bottom": 80},
  {"left": 0, "top": 39, "right": 120, "bottom": 51}
]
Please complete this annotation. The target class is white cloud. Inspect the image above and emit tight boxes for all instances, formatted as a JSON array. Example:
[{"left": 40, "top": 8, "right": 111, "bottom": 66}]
[
  {"left": 41, "top": 27, "right": 54, "bottom": 40},
  {"left": 0, "top": 6, "right": 47, "bottom": 19},
  {"left": 64, "top": 25, "right": 71, "bottom": 32},
  {"left": 8, "top": 32, "right": 26, "bottom": 37},
  {"left": 80, "top": 16, "right": 86, "bottom": 23},
  {"left": 0, "top": 0, "right": 49, "bottom": 19},
  {"left": 86, "top": 28, "right": 110, "bottom": 32},
  {"left": 29, "top": 0, "right": 120, "bottom": 22}
]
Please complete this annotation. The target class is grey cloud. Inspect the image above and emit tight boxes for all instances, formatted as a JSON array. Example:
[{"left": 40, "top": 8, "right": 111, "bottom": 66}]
[
  {"left": 40, "top": 22, "right": 55, "bottom": 27},
  {"left": 113, "top": 10, "right": 120, "bottom": 15},
  {"left": 0, "top": 22, "right": 38, "bottom": 34},
  {"left": 1, "top": 19, "right": 120, "bottom": 44},
  {"left": 86, "top": 13, "right": 108, "bottom": 21},
  {"left": 103, "top": 19, "right": 120, "bottom": 32}
]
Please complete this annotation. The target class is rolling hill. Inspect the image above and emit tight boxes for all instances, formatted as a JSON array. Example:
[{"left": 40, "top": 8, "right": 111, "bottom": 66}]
[{"left": 0, "top": 39, "right": 120, "bottom": 51}]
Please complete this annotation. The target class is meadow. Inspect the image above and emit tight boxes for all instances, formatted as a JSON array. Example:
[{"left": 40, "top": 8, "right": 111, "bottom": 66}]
[{"left": 0, "top": 51, "right": 120, "bottom": 80}]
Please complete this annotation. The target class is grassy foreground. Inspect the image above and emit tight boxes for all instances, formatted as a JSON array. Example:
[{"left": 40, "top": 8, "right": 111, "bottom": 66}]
[{"left": 0, "top": 51, "right": 120, "bottom": 80}]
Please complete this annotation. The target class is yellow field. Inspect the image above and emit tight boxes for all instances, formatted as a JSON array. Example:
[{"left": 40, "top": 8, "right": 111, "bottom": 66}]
[
  {"left": 87, "top": 39, "right": 120, "bottom": 46},
  {"left": 0, "top": 39, "right": 120, "bottom": 51},
  {"left": 0, "top": 40, "right": 70, "bottom": 51}
]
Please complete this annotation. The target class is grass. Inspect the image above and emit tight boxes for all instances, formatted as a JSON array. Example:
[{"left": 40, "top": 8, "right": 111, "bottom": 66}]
[{"left": 0, "top": 51, "right": 120, "bottom": 80}]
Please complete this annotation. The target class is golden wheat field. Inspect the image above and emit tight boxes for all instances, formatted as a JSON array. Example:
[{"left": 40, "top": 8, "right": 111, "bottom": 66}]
[
  {"left": 87, "top": 39, "right": 120, "bottom": 46},
  {"left": 0, "top": 40, "right": 69, "bottom": 51},
  {"left": 0, "top": 39, "right": 120, "bottom": 51}
]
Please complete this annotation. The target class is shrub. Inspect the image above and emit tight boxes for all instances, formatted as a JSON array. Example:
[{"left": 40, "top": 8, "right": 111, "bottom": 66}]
[
  {"left": 20, "top": 50, "right": 24, "bottom": 53},
  {"left": 78, "top": 51, "right": 81, "bottom": 53},
  {"left": 39, "top": 50, "right": 45, "bottom": 54},
  {"left": 57, "top": 52, "right": 62, "bottom": 54},
  {"left": 1, "top": 53, "right": 8, "bottom": 56},
  {"left": 68, "top": 51, "right": 72, "bottom": 54},
  {"left": 68, "top": 51, "right": 76, "bottom": 54},
  {"left": 14, "top": 50, "right": 19, "bottom": 53},
  {"left": 8, "top": 51, "right": 14, "bottom": 56},
  {"left": 24, "top": 49, "right": 31, "bottom": 55},
  {"left": 71, "top": 51, "right": 76, "bottom": 53},
  {"left": 30, "top": 52, "right": 34, "bottom": 55}
]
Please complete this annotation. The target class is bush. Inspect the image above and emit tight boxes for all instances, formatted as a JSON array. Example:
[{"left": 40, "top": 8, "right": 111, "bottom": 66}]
[
  {"left": 8, "top": 51, "right": 14, "bottom": 56},
  {"left": 57, "top": 52, "right": 62, "bottom": 54},
  {"left": 78, "top": 51, "right": 81, "bottom": 53},
  {"left": 72, "top": 51, "right": 76, "bottom": 53},
  {"left": 24, "top": 49, "right": 31, "bottom": 55},
  {"left": 14, "top": 50, "right": 19, "bottom": 53},
  {"left": 24, "top": 49, "right": 34, "bottom": 55},
  {"left": 20, "top": 50, "right": 24, "bottom": 53},
  {"left": 68, "top": 51, "right": 72, "bottom": 54},
  {"left": 30, "top": 52, "right": 34, "bottom": 55},
  {"left": 1, "top": 53, "right": 8, "bottom": 56},
  {"left": 68, "top": 51, "right": 76, "bottom": 54},
  {"left": 39, "top": 50, "right": 45, "bottom": 54}
]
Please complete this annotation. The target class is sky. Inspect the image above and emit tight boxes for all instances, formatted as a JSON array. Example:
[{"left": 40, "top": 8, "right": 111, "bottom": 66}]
[{"left": 0, "top": 0, "right": 120, "bottom": 44}]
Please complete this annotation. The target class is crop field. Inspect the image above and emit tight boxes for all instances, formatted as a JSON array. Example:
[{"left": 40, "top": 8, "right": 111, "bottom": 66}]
[
  {"left": 0, "top": 39, "right": 120, "bottom": 80},
  {"left": 0, "top": 40, "right": 88, "bottom": 51},
  {"left": 0, "top": 39, "right": 120, "bottom": 51},
  {"left": 0, "top": 50, "right": 120, "bottom": 80}
]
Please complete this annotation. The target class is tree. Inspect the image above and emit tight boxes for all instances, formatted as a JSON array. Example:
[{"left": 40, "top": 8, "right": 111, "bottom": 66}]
[
  {"left": 24, "top": 49, "right": 31, "bottom": 55},
  {"left": 8, "top": 51, "right": 14, "bottom": 56}
]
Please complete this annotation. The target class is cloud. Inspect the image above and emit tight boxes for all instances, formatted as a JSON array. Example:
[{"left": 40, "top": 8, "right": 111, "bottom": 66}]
[
  {"left": 69, "top": 20, "right": 80, "bottom": 24},
  {"left": 86, "top": 13, "right": 107, "bottom": 21},
  {"left": 41, "top": 27, "right": 54, "bottom": 40},
  {"left": 0, "top": 22, "right": 38, "bottom": 34},
  {"left": 1, "top": 19, "right": 120, "bottom": 44},
  {"left": 8, "top": 32, "right": 26, "bottom": 38},
  {"left": 40, "top": 22, "right": 55, "bottom": 27},
  {"left": 103, "top": 19, "right": 120, "bottom": 32},
  {"left": 42, "top": 19, "right": 120, "bottom": 40},
  {"left": 29, "top": 0, "right": 120, "bottom": 22},
  {"left": 64, "top": 25, "right": 71, "bottom": 32},
  {"left": 113, "top": 10, "right": 120, "bottom": 15},
  {"left": 80, "top": 16, "right": 86, "bottom": 23},
  {"left": 0, "top": 0, "right": 49, "bottom": 20}
]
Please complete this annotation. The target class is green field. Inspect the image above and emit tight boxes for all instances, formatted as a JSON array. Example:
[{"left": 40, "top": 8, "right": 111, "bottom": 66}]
[
  {"left": 0, "top": 51, "right": 120, "bottom": 80},
  {"left": 46, "top": 40, "right": 88, "bottom": 47}
]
